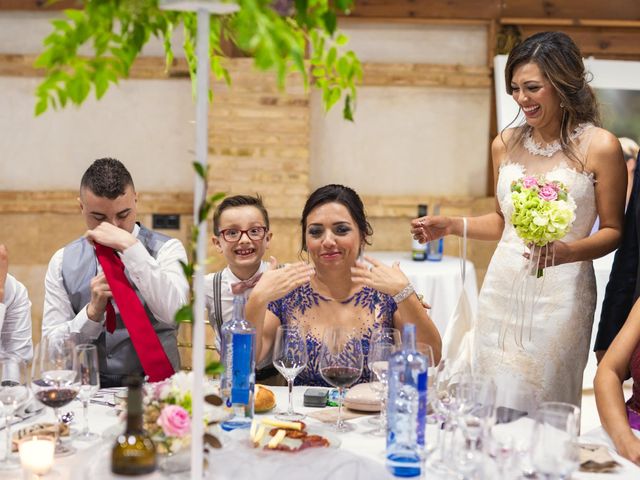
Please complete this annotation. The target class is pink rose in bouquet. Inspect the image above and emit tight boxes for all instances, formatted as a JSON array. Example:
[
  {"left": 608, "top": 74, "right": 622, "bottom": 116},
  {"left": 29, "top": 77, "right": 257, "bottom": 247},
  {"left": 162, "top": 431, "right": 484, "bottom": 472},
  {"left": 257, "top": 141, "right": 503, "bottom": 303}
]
[
  {"left": 522, "top": 176, "right": 538, "bottom": 189},
  {"left": 158, "top": 405, "right": 191, "bottom": 438},
  {"left": 538, "top": 184, "right": 558, "bottom": 201}
]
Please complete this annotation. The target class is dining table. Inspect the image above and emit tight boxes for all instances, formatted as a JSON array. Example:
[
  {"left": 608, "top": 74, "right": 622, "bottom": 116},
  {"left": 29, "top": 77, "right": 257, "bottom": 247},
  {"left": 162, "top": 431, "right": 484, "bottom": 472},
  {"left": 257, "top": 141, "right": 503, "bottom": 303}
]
[
  {"left": 1, "top": 385, "right": 638, "bottom": 479},
  {"left": 366, "top": 252, "right": 479, "bottom": 336}
]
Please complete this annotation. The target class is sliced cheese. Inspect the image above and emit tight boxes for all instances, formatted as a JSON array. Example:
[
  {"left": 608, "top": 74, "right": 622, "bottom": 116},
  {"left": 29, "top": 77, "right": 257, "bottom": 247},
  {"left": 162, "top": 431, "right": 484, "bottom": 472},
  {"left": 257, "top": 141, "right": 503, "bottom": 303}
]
[
  {"left": 261, "top": 418, "right": 302, "bottom": 431},
  {"left": 250, "top": 420, "right": 258, "bottom": 439},
  {"left": 267, "top": 429, "right": 287, "bottom": 449},
  {"left": 253, "top": 425, "right": 267, "bottom": 445}
]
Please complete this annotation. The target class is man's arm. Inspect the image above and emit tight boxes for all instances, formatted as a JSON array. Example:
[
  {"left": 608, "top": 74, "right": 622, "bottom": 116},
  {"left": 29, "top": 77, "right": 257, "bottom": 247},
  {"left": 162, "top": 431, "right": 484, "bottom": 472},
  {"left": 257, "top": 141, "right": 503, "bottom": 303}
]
[
  {"left": 0, "top": 275, "right": 33, "bottom": 362},
  {"left": 595, "top": 153, "right": 640, "bottom": 353},
  {"left": 120, "top": 239, "right": 189, "bottom": 324},
  {"left": 42, "top": 249, "right": 104, "bottom": 341}
]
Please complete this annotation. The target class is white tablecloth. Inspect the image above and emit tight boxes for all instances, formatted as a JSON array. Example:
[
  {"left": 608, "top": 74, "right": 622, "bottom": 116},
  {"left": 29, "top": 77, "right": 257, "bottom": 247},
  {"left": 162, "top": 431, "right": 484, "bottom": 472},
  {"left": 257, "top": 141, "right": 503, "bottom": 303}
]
[
  {"left": 3, "top": 386, "right": 637, "bottom": 479},
  {"left": 367, "top": 252, "right": 478, "bottom": 336}
]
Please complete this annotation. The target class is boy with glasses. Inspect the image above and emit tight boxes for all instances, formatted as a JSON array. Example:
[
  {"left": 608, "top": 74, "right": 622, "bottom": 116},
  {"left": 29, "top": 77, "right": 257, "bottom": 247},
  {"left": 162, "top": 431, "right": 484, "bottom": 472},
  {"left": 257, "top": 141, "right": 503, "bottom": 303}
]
[{"left": 206, "top": 195, "right": 278, "bottom": 383}]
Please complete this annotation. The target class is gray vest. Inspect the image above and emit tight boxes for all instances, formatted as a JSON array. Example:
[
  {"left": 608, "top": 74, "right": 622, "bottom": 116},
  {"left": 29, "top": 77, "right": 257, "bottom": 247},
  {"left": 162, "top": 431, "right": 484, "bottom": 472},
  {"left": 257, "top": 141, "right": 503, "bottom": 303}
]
[{"left": 61, "top": 224, "right": 180, "bottom": 381}]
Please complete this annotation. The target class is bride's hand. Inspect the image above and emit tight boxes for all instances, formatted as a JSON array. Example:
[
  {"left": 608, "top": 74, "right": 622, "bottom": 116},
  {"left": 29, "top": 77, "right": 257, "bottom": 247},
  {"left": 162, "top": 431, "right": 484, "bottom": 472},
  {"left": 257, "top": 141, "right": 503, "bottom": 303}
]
[
  {"left": 523, "top": 241, "right": 573, "bottom": 269},
  {"left": 410, "top": 215, "right": 453, "bottom": 243}
]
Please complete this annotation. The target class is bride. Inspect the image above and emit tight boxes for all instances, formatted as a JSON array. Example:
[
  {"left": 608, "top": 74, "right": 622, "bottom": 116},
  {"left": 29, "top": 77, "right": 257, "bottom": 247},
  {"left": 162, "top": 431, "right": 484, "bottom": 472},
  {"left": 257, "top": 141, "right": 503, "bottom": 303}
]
[{"left": 411, "top": 31, "right": 626, "bottom": 407}]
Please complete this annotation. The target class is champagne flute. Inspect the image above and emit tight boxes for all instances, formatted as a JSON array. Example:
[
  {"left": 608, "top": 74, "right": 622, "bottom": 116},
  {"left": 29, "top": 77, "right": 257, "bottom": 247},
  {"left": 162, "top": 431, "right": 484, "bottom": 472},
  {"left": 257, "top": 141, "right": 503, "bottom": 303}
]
[
  {"left": 272, "top": 325, "right": 307, "bottom": 421},
  {"left": 31, "top": 334, "right": 80, "bottom": 456},
  {"left": 531, "top": 402, "right": 580, "bottom": 479},
  {"left": 319, "top": 326, "right": 363, "bottom": 432},
  {"left": 74, "top": 344, "right": 100, "bottom": 441},
  {"left": 367, "top": 327, "right": 401, "bottom": 434},
  {"left": 0, "top": 355, "right": 30, "bottom": 470}
]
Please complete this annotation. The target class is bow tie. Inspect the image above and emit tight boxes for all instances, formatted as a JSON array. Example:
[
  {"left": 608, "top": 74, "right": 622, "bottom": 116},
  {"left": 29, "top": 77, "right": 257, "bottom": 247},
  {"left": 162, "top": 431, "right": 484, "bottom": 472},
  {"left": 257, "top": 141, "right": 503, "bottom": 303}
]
[{"left": 231, "top": 272, "right": 263, "bottom": 295}]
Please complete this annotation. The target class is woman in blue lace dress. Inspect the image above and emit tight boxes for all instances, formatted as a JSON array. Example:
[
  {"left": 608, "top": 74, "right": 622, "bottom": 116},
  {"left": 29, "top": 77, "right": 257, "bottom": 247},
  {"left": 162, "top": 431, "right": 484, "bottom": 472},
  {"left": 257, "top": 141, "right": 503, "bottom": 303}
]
[{"left": 247, "top": 184, "right": 441, "bottom": 386}]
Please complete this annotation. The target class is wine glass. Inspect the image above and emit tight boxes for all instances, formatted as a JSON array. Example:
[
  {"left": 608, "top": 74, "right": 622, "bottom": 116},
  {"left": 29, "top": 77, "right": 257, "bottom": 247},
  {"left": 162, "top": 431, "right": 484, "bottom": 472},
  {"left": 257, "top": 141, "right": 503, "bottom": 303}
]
[
  {"left": 272, "top": 325, "right": 307, "bottom": 421},
  {"left": 74, "top": 344, "right": 100, "bottom": 441},
  {"left": 31, "top": 334, "right": 80, "bottom": 456},
  {"left": 531, "top": 402, "right": 580, "bottom": 479},
  {"left": 367, "top": 327, "right": 401, "bottom": 435},
  {"left": 319, "top": 326, "right": 363, "bottom": 432},
  {"left": 0, "top": 355, "right": 30, "bottom": 470}
]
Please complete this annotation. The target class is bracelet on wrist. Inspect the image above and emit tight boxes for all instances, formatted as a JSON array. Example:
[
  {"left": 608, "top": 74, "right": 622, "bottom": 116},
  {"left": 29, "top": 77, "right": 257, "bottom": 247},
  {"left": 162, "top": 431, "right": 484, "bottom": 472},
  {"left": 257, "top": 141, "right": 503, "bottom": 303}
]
[{"left": 393, "top": 284, "right": 415, "bottom": 304}]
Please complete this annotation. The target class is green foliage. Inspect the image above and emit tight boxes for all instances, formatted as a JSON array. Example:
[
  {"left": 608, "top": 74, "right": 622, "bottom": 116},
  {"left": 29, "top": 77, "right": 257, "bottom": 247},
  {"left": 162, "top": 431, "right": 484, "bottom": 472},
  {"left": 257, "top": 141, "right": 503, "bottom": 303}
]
[{"left": 35, "top": 0, "right": 361, "bottom": 120}]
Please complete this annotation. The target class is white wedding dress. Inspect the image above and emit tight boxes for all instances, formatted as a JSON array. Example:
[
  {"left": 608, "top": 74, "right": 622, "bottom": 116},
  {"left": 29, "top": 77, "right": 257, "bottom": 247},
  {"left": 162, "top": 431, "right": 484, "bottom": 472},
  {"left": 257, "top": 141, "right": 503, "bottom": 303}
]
[{"left": 474, "top": 124, "right": 598, "bottom": 407}]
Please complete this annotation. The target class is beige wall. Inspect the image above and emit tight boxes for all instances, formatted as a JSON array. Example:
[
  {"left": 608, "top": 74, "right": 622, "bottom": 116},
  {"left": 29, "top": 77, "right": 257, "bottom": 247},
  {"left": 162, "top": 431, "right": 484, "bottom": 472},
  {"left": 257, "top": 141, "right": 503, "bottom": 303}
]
[{"left": 0, "top": 15, "right": 497, "bottom": 364}]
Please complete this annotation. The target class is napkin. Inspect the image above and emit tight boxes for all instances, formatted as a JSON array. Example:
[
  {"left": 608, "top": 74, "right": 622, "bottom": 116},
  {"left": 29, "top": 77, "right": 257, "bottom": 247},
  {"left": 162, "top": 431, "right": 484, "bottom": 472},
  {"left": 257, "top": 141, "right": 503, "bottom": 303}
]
[
  {"left": 308, "top": 407, "right": 369, "bottom": 423},
  {"left": 579, "top": 443, "right": 620, "bottom": 473}
]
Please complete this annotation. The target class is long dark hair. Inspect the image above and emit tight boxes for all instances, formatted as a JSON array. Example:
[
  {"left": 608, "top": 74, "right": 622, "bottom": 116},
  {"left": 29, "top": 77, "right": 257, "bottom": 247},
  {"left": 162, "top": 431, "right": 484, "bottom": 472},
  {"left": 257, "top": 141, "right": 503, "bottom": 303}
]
[
  {"left": 300, "top": 184, "right": 373, "bottom": 253},
  {"left": 504, "top": 31, "right": 600, "bottom": 168}
]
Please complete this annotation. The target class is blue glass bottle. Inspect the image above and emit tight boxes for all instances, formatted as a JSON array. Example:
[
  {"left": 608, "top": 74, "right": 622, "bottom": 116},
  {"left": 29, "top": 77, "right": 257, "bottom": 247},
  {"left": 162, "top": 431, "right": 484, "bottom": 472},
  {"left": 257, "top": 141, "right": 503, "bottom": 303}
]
[
  {"left": 220, "top": 294, "right": 256, "bottom": 431},
  {"left": 427, "top": 204, "right": 443, "bottom": 261},
  {"left": 386, "top": 324, "right": 427, "bottom": 477}
]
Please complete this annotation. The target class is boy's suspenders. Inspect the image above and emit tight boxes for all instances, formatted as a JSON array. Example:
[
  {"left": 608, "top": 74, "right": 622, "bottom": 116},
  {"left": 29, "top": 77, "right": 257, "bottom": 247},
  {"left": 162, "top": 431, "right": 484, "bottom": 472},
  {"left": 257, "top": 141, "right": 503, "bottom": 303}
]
[{"left": 211, "top": 271, "right": 224, "bottom": 336}]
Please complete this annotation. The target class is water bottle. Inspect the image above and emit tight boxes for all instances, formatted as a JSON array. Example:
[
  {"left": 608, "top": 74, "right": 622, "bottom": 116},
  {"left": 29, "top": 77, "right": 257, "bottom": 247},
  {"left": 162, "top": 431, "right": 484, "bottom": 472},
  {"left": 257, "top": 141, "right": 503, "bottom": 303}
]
[
  {"left": 427, "top": 204, "right": 443, "bottom": 261},
  {"left": 412, "top": 204, "right": 428, "bottom": 261},
  {"left": 386, "top": 324, "right": 428, "bottom": 477},
  {"left": 220, "top": 295, "right": 256, "bottom": 430}
]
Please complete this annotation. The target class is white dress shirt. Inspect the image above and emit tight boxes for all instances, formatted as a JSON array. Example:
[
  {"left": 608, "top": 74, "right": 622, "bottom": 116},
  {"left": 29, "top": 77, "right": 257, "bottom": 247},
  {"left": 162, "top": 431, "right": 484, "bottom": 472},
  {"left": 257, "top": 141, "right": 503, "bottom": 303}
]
[
  {"left": 42, "top": 224, "right": 189, "bottom": 343},
  {"left": 205, "top": 261, "right": 271, "bottom": 369},
  {"left": 0, "top": 273, "right": 33, "bottom": 361}
]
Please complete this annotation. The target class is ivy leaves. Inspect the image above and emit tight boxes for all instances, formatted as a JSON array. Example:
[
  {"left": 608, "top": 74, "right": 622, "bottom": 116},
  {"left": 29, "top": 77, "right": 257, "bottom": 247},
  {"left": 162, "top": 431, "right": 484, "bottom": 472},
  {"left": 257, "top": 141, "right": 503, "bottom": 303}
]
[{"left": 34, "top": 0, "right": 361, "bottom": 120}]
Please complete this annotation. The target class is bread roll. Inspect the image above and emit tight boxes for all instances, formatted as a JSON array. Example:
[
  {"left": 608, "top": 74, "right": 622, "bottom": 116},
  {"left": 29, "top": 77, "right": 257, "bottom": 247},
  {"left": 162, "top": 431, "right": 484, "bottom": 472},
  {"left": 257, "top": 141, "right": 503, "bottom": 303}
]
[{"left": 255, "top": 384, "right": 276, "bottom": 413}]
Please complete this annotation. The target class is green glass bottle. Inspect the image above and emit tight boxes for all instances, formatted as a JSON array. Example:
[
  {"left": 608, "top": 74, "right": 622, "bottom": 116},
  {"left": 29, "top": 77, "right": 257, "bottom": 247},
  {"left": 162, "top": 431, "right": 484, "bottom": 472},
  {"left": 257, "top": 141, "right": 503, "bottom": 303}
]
[{"left": 111, "top": 376, "right": 157, "bottom": 476}]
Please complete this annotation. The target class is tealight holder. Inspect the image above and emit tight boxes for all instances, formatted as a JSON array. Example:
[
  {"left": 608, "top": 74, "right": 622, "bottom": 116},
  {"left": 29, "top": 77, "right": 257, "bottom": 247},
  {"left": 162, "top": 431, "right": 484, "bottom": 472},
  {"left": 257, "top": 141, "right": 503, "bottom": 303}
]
[{"left": 19, "top": 435, "right": 55, "bottom": 479}]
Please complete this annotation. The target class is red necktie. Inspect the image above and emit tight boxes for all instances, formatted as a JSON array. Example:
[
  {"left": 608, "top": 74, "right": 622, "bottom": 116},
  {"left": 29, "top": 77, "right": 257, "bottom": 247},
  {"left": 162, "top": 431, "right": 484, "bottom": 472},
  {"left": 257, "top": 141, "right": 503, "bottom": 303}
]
[
  {"left": 95, "top": 243, "right": 175, "bottom": 382},
  {"left": 231, "top": 272, "right": 263, "bottom": 295},
  {"left": 105, "top": 301, "right": 116, "bottom": 334}
]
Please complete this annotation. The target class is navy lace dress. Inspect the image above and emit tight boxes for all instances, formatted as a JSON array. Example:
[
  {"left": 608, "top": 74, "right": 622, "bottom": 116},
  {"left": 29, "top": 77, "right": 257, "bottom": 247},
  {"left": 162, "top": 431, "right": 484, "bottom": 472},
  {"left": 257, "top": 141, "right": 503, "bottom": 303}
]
[{"left": 268, "top": 283, "right": 397, "bottom": 387}]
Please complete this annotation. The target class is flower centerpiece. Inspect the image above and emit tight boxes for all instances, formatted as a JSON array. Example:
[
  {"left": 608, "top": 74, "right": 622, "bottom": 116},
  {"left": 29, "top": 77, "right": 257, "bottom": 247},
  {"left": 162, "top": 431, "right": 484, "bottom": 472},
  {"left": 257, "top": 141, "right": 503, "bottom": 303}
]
[
  {"left": 141, "top": 371, "right": 223, "bottom": 456},
  {"left": 510, "top": 175, "right": 576, "bottom": 277}
]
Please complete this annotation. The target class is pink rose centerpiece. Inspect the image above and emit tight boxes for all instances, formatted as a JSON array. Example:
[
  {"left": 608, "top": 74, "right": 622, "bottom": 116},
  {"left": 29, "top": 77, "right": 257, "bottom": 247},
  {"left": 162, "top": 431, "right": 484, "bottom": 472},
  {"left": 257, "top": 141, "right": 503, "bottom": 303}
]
[{"left": 141, "top": 371, "right": 222, "bottom": 455}]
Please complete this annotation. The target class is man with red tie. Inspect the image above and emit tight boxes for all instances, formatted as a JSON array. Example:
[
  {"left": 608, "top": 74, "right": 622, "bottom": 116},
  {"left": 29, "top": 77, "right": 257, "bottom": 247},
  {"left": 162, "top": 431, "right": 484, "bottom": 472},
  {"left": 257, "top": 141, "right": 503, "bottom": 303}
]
[{"left": 42, "top": 158, "right": 188, "bottom": 387}]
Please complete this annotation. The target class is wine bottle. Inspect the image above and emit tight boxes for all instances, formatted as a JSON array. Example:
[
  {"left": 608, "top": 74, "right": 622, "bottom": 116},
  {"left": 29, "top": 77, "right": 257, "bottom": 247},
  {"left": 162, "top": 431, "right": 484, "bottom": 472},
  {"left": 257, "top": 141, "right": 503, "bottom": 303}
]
[
  {"left": 111, "top": 376, "right": 157, "bottom": 476},
  {"left": 411, "top": 204, "right": 428, "bottom": 261}
]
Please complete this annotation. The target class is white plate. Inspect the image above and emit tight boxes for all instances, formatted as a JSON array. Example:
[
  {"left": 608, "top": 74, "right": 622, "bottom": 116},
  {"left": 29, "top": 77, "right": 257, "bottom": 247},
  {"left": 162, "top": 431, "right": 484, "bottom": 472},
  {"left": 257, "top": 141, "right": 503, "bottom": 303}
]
[{"left": 235, "top": 424, "right": 341, "bottom": 451}]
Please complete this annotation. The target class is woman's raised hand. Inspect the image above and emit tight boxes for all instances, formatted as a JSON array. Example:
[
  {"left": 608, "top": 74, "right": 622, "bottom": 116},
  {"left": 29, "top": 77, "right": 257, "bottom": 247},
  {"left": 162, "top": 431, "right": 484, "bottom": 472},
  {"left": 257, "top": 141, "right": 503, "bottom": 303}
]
[
  {"left": 410, "top": 215, "right": 455, "bottom": 243},
  {"left": 251, "top": 256, "right": 315, "bottom": 303},
  {"left": 351, "top": 255, "right": 409, "bottom": 297}
]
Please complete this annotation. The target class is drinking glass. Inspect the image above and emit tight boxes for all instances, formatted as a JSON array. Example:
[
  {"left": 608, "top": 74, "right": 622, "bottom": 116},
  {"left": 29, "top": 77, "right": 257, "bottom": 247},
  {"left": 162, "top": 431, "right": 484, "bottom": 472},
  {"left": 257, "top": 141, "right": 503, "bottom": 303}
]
[
  {"left": 31, "top": 334, "right": 80, "bottom": 456},
  {"left": 272, "top": 326, "right": 307, "bottom": 421},
  {"left": 74, "top": 344, "right": 100, "bottom": 441},
  {"left": 367, "top": 327, "right": 401, "bottom": 434},
  {"left": 319, "top": 326, "right": 363, "bottom": 432},
  {"left": 0, "top": 355, "right": 30, "bottom": 470},
  {"left": 531, "top": 402, "right": 580, "bottom": 479}
]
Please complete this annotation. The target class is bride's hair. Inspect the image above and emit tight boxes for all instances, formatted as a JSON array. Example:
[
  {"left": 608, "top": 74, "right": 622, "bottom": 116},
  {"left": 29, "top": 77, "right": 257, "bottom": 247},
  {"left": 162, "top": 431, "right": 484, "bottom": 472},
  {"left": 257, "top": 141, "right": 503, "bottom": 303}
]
[{"left": 502, "top": 31, "right": 601, "bottom": 170}]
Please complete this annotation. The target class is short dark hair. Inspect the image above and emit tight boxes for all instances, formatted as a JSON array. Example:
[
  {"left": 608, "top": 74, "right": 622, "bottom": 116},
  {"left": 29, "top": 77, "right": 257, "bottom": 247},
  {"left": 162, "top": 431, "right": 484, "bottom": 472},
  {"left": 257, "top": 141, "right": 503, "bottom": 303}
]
[
  {"left": 300, "top": 184, "right": 373, "bottom": 253},
  {"left": 212, "top": 195, "right": 270, "bottom": 235},
  {"left": 80, "top": 158, "right": 135, "bottom": 199}
]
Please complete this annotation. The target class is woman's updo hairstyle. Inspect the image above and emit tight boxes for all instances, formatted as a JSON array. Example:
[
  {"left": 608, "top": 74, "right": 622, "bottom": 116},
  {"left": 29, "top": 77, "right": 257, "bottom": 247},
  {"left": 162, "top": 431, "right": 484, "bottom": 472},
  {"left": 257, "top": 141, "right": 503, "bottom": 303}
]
[{"left": 300, "top": 184, "right": 373, "bottom": 253}]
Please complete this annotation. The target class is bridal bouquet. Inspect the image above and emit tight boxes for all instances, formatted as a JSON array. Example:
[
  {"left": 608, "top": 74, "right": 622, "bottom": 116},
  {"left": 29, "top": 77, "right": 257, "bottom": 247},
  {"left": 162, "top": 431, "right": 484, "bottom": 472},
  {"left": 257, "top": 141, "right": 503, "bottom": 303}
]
[
  {"left": 142, "top": 371, "right": 223, "bottom": 454},
  {"left": 510, "top": 175, "right": 576, "bottom": 276}
]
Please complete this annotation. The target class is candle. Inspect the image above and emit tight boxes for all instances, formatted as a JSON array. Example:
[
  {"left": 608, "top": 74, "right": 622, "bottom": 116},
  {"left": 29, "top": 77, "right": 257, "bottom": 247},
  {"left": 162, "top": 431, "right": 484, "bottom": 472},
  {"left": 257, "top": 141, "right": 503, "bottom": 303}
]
[{"left": 19, "top": 436, "right": 54, "bottom": 475}]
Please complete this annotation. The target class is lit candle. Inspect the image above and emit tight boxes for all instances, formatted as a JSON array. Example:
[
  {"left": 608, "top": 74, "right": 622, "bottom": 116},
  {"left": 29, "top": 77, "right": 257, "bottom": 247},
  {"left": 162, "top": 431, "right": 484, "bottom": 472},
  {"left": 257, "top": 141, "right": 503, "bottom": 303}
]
[{"left": 19, "top": 436, "right": 54, "bottom": 476}]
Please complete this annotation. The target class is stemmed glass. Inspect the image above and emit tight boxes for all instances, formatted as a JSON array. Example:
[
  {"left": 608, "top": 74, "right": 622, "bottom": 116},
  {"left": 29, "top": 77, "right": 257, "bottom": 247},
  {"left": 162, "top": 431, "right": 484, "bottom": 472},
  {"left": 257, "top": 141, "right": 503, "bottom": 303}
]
[
  {"left": 367, "top": 327, "right": 401, "bottom": 435},
  {"left": 31, "top": 334, "right": 80, "bottom": 456},
  {"left": 272, "top": 326, "right": 307, "bottom": 421},
  {"left": 531, "top": 402, "right": 580, "bottom": 480},
  {"left": 319, "top": 326, "right": 363, "bottom": 432},
  {"left": 0, "top": 355, "right": 30, "bottom": 470},
  {"left": 74, "top": 344, "right": 100, "bottom": 441}
]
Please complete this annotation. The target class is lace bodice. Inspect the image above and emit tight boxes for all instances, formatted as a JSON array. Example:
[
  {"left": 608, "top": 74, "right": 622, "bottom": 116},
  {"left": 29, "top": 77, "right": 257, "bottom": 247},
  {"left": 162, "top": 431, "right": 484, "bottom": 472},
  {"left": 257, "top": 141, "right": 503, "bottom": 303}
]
[{"left": 268, "top": 284, "right": 396, "bottom": 387}]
